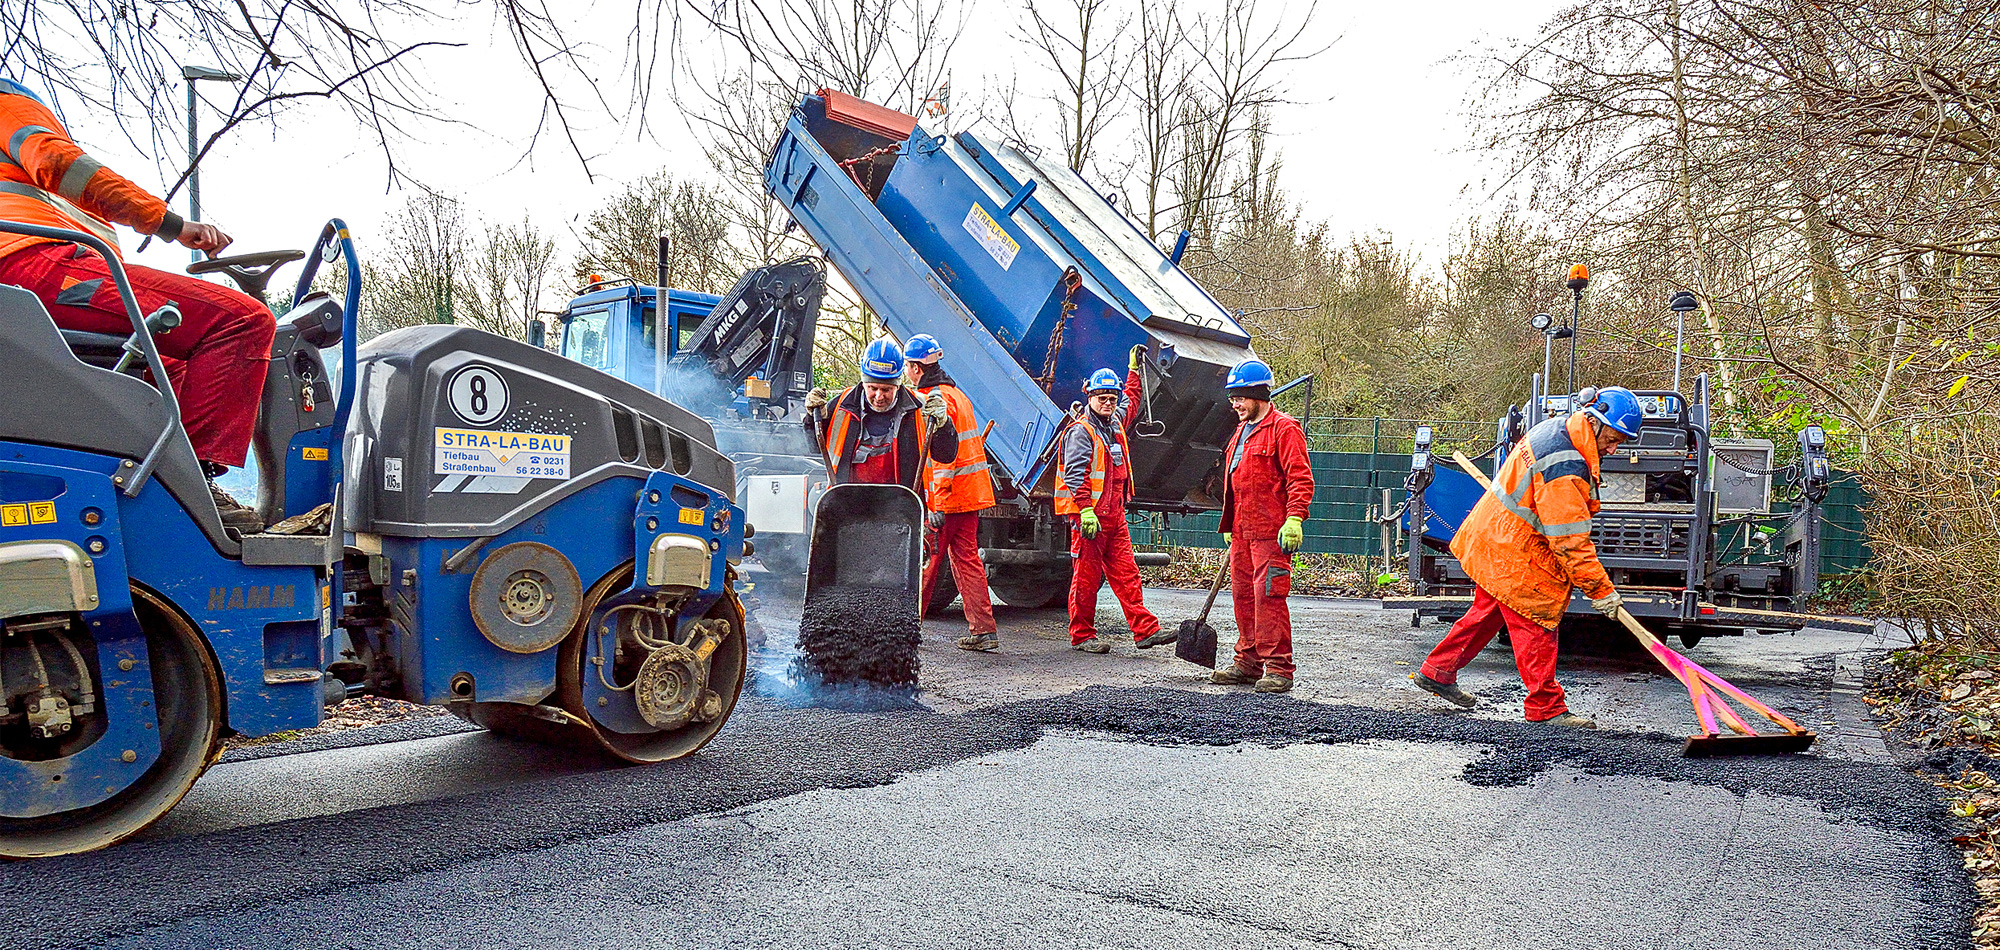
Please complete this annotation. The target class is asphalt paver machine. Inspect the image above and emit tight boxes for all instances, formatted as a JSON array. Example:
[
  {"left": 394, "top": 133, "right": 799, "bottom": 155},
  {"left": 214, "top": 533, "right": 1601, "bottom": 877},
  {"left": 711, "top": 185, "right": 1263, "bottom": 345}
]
[
  {"left": 1388, "top": 292, "right": 1866, "bottom": 643},
  {"left": 0, "top": 220, "right": 749, "bottom": 857}
]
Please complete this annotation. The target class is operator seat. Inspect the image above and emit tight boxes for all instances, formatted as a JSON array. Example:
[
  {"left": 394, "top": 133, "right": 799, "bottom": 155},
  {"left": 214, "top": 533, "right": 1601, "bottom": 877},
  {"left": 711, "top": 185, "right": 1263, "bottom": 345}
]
[{"left": 0, "top": 284, "right": 240, "bottom": 556}]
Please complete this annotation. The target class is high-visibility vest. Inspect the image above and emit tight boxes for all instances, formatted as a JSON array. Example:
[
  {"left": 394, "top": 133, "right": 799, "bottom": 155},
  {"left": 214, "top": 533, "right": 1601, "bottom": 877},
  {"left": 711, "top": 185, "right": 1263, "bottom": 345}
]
[
  {"left": 913, "top": 382, "right": 995, "bottom": 513},
  {"left": 0, "top": 88, "right": 175, "bottom": 260},
  {"left": 1450, "top": 412, "right": 1616, "bottom": 630},
  {"left": 1053, "top": 412, "right": 1130, "bottom": 516},
  {"left": 820, "top": 386, "right": 929, "bottom": 490}
]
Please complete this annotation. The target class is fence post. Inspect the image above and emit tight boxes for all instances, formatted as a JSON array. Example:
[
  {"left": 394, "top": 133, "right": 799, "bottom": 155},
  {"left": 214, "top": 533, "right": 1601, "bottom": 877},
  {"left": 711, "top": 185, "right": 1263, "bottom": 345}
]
[{"left": 1379, "top": 487, "right": 1394, "bottom": 577}]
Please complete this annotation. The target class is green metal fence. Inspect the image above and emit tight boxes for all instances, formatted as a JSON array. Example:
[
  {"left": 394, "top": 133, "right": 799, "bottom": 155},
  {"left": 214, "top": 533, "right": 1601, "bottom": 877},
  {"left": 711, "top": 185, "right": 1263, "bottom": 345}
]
[{"left": 1128, "top": 416, "right": 1873, "bottom": 578}]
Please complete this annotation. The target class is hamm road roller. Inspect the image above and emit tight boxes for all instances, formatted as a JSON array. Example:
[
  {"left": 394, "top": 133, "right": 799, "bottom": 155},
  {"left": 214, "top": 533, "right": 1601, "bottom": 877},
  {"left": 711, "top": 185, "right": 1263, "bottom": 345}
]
[{"left": 0, "top": 220, "right": 748, "bottom": 857}]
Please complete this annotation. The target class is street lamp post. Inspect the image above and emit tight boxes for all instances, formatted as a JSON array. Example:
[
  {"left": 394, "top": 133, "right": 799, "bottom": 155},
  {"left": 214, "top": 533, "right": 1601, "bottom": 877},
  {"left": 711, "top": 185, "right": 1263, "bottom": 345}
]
[{"left": 182, "top": 65, "right": 241, "bottom": 261}]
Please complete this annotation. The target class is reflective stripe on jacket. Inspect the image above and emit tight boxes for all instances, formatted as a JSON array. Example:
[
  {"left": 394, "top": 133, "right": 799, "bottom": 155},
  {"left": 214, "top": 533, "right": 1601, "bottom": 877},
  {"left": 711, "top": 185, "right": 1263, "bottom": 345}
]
[
  {"left": 0, "top": 87, "right": 183, "bottom": 260},
  {"left": 1450, "top": 413, "right": 1616, "bottom": 630},
  {"left": 809, "top": 384, "right": 957, "bottom": 491},
  {"left": 1054, "top": 368, "right": 1142, "bottom": 515},
  {"left": 913, "top": 381, "right": 995, "bottom": 513}
]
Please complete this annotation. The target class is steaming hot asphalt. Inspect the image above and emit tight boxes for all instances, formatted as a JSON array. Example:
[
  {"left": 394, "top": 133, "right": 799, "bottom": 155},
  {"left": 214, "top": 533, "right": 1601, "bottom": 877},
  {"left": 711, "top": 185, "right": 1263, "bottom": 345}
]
[{"left": 1, "top": 570, "right": 1969, "bottom": 949}]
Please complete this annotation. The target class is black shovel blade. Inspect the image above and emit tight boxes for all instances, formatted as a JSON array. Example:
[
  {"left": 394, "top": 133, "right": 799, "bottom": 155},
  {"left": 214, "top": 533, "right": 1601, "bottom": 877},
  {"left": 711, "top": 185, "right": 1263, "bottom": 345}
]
[
  {"left": 1682, "top": 731, "right": 1817, "bottom": 757},
  {"left": 1175, "top": 620, "right": 1219, "bottom": 668},
  {"left": 806, "top": 483, "right": 925, "bottom": 600}
]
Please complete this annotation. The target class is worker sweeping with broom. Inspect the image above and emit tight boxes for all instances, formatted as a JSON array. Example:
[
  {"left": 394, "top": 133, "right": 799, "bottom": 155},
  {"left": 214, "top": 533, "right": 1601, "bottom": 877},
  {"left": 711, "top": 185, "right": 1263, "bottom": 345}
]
[{"left": 1409, "top": 386, "right": 1644, "bottom": 727}]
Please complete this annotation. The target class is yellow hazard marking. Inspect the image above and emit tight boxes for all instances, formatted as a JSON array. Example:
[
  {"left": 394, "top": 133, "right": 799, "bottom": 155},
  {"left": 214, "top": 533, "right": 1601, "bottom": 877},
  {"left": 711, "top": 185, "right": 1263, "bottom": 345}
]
[
  {"left": 0, "top": 504, "right": 26, "bottom": 527},
  {"left": 678, "top": 508, "right": 705, "bottom": 525},
  {"left": 27, "top": 501, "right": 56, "bottom": 524},
  {"left": 694, "top": 637, "right": 718, "bottom": 661},
  {"left": 302, "top": 447, "right": 329, "bottom": 461}
]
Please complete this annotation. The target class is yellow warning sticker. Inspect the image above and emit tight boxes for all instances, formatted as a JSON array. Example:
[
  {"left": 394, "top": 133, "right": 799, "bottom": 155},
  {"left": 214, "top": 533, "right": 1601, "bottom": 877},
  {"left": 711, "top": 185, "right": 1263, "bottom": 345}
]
[
  {"left": 301, "top": 447, "right": 329, "bottom": 461},
  {"left": 0, "top": 504, "right": 26, "bottom": 527},
  {"left": 678, "top": 508, "right": 705, "bottom": 526},
  {"left": 28, "top": 501, "right": 56, "bottom": 524},
  {"left": 962, "top": 203, "right": 1020, "bottom": 271}
]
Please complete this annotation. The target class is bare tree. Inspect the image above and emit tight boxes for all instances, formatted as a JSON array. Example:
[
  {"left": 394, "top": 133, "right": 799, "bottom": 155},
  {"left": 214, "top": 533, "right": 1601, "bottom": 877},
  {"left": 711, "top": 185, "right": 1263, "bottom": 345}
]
[
  {"left": 360, "top": 191, "right": 469, "bottom": 340},
  {"left": 1124, "top": 0, "right": 1193, "bottom": 241},
  {"left": 2, "top": 0, "right": 627, "bottom": 201},
  {"left": 1168, "top": 0, "right": 1324, "bottom": 254},
  {"left": 461, "top": 216, "right": 559, "bottom": 342},
  {"left": 571, "top": 172, "right": 742, "bottom": 294},
  {"left": 1014, "top": 0, "right": 1133, "bottom": 174}
]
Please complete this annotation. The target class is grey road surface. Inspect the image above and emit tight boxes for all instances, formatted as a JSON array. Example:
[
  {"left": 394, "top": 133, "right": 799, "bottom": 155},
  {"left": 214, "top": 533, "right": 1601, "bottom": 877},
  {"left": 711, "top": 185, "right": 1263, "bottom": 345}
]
[{"left": 0, "top": 575, "right": 1969, "bottom": 950}]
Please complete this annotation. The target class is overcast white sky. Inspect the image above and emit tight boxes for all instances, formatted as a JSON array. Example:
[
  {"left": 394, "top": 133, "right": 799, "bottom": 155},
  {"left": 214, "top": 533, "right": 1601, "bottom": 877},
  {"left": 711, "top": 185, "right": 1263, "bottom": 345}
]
[{"left": 49, "top": 0, "right": 1557, "bottom": 287}]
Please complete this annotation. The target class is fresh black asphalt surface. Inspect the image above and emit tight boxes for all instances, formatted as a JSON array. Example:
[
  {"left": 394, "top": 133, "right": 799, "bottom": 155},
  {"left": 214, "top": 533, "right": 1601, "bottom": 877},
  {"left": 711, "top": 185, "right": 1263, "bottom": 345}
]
[{"left": 0, "top": 572, "right": 1973, "bottom": 949}]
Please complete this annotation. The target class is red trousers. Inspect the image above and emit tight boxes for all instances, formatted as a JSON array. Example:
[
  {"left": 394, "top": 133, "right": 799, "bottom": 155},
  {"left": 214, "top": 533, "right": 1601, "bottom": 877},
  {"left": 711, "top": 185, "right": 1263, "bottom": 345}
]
[
  {"left": 0, "top": 242, "right": 274, "bottom": 469},
  {"left": 1419, "top": 585, "right": 1569, "bottom": 721},
  {"left": 1229, "top": 538, "right": 1295, "bottom": 678},
  {"left": 1068, "top": 502, "right": 1160, "bottom": 644},
  {"left": 922, "top": 511, "right": 996, "bottom": 635}
]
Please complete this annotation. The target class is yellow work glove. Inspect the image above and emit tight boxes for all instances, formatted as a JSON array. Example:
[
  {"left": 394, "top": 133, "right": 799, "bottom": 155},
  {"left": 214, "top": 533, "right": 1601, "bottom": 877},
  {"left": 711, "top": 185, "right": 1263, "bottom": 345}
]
[
  {"left": 1279, "top": 516, "right": 1304, "bottom": 553},
  {"left": 804, "top": 387, "right": 829, "bottom": 411},
  {"left": 1129, "top": 344, "right": 1147, "bottom": 373},
  {"left": 1222, "top": 532, "right": 1232, "bottom": 545},
  {"left": 1079, "top": 509, "right": 1101, "bottom": 539},
  {"left": 922, "top": 390, "right": 951, "bottom": 431},
  {"left": 1591, "top": 590, "right": 1624, "bottom": 618}
]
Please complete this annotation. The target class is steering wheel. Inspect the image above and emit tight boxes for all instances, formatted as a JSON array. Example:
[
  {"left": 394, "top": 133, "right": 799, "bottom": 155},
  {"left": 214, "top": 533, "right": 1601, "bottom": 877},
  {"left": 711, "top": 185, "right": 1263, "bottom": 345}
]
[{"left": 187, "top": 249, "right": 306, "bottom": 299}]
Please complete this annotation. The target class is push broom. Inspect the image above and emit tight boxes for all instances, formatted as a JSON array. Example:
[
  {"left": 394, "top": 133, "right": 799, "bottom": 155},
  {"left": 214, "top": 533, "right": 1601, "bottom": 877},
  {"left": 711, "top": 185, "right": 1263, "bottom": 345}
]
[{"left": 1449, "top": 452, "right": 1816, "bottom": 756}]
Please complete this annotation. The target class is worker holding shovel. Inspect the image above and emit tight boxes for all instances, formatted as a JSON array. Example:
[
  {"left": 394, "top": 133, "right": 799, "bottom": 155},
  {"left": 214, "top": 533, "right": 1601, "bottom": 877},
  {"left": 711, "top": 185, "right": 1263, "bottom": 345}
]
[
  {"left": 1209, "top": 359, "right": 1315, "bottom": 694},
  {"left": 902, "top": 334, "right": 1002, "bottom": 653},
  {"left": 1410, "top": 387, "right": 1643, "bottom": 727},
  {"left": 1056, "top": 356, "right": 1171, "bottom": 654}
]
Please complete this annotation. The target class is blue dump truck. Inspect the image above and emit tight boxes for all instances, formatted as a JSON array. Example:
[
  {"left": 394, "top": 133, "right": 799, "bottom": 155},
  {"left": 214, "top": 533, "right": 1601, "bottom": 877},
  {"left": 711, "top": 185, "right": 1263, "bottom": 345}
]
[{"left": 758, "top": 90, "right": 1258, "bottom": 607}]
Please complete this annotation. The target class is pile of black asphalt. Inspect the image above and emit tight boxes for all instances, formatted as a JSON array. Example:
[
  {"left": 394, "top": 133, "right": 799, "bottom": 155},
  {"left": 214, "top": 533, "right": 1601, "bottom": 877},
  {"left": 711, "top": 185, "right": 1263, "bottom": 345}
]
[
  {"left": 2, "top": 685, "right": 1975, "bottom": 949},
  {"left": 793, "top": 585, "right": 921, "bottom": 689}
]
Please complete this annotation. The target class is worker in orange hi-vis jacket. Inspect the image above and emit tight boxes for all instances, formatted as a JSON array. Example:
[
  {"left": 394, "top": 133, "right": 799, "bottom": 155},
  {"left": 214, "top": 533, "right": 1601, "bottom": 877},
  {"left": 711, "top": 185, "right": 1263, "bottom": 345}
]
[
  {"left": 0, "top": 79, "right": 272, "bottom": 531},
  {"left": 901, "top": 334, "right": 1002, "bottom": 652},
  {"left": 1410, "top": 386, "right": 1644, "bottom": 729}
]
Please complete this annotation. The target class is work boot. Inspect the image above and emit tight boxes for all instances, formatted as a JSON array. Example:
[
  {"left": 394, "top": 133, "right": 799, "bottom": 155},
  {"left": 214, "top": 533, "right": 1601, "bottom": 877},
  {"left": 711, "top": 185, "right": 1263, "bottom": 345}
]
[
  {"left": 1410, "top": 672, "right": 1479, "bottom": 709},
  {"left": 1135, "top": 628, "right": 1180, "bottom": 649},
  {"left": 209, "top": 481, "right": 264, "bottom": 533},
  {"left": 1210, "top": 664, "right": 1259, "bottom": 686},
  {"left": 1072, "top": 636, "right": 1110, "bottom": 654},
  {"left": 1538, "top": 712, "right": 1598, "bottom": 729},
  {"left": 1254, "top": 673, "right": 1293, "bottom": 693},
  {"left": 957, "top": 632, "right": 999, "bottom": 652}
]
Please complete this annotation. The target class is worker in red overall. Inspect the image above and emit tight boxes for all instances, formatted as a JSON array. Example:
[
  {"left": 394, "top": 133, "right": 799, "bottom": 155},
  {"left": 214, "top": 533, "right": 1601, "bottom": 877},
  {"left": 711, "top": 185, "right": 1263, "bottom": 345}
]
[
  {"left": 1210, "top": 358, "right": 1315, "bottom": 693},
  {"left": 901, "top": 334, "right": 1001, "bottom": 652},
  {"left": 1409, "top": 387, "right": 1641, "bottom": 728},
  {"left": 1055, "top": 353, "right": 1171, "bottom": 654},
  {"left": 804, "top": 339, "right": 958, "bottom": 489},
  {"left": 0, "top": 79, "right": 271, "bottom": 530}
]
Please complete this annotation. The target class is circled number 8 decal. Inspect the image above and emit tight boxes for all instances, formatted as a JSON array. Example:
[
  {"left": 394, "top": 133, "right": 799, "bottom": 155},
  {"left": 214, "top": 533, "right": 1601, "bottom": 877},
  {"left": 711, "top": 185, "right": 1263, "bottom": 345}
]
[{"left": 448, "top": 365, "right": 509, "bottom": 425}]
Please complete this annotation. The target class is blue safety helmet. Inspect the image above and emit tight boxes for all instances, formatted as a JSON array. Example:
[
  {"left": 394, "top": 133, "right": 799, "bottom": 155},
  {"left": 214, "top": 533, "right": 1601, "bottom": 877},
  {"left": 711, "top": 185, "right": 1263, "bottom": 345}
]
[
  {"left": 1225, "top": 358, "right": 1275, "bottom": 392},
  {"left": 1584, "top": 385, "right": 1644, "bottom": 439},
  {"left": 0, "top": 78, "right": 49, "bottom": 107},
  {"left": 860, "top": 338, "right": 904, "bottom": 381},
  {"left": 903, "top": 333, "right": 943, "bottom": 364},
  {"left": 1085, "top": 368, "right": 1123, "bottom": 394}
]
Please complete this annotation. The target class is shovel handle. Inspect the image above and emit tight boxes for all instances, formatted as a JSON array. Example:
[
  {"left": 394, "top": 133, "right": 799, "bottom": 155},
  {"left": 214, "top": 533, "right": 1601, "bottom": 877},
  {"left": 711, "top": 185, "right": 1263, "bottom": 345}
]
[
  {"left": 1452, "top": 451, "right": 1491, "bottom": 490},
  {"left": 1196, "top": 558, "right": 1229, "bottom": 625}
]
